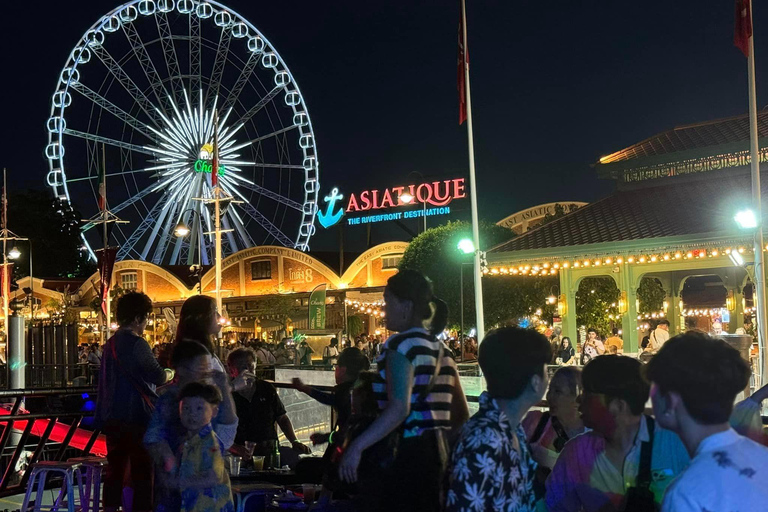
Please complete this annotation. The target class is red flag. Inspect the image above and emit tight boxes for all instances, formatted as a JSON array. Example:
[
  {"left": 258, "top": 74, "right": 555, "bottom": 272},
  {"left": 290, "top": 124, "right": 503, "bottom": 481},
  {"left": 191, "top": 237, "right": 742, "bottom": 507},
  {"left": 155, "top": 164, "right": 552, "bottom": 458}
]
[
  {"left": 457, "top": 5, "right": 468, "bottom": 125},
  {"left": 735, "top": 0, "right": 753, "bottom": 57},
  {"left": 97, "top": 248, "right": 117, "bottom": 317},
  {"left": 212, "top": 111, "right": 219, "bottom": 188}
]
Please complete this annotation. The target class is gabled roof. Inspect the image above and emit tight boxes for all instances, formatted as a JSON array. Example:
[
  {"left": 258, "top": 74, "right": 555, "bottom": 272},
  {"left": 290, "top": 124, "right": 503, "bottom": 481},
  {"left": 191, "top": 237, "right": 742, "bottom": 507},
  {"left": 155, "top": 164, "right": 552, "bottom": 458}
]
[
  {"left": 491, "top": 171, "right": 758, "bottom": 254},
  {"left": 597, "top": 111, "right": 768, "bottom": 165}
]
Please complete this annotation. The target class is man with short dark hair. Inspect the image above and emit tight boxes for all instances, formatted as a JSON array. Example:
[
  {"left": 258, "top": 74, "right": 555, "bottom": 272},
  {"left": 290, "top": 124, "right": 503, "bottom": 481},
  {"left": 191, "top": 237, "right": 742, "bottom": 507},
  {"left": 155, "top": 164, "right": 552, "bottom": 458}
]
[
  {"left": 96, "top": 291, "right": 173, "bottom": 512},
  {"left": 447, "top": 327, "right": 551, "bottom": 511},
  {"left": 646, "top": 332, "right": 768, "bottom": 511},
  {"left": 226, "top": 348, "right": 311, "bottom": 456},
  {"left": 546, "top": 356, "right": 689, "bottom": 512}
]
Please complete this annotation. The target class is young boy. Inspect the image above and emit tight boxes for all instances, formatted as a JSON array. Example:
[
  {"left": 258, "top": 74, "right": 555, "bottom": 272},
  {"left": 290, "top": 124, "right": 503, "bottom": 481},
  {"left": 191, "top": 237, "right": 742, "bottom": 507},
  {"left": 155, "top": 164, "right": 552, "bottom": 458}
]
[
  {"left": 178, "top": 382, "right": 235, "bottom": 512},
  {"left": 145, "top": 342, "right": 240, "bottom": 512}
]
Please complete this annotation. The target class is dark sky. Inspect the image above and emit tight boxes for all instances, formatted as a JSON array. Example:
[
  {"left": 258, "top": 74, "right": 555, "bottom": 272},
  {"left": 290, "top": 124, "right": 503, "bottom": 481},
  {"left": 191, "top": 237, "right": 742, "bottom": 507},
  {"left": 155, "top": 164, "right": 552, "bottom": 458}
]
[{"left": 2, "top": 0, "right": 765, "bottom": 252}]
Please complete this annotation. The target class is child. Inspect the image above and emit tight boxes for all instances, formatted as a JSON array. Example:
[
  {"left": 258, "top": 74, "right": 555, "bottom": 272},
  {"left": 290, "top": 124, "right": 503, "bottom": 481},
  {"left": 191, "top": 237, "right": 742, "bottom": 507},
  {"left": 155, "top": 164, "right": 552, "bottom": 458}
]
[{"left": 178, "top": 382, "right": 235, "bottom": 512}]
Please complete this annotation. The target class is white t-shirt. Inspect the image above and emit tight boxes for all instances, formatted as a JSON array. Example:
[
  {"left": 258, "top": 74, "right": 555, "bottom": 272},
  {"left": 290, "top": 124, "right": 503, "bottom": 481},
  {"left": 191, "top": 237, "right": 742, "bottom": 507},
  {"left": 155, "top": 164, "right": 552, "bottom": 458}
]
[
  {"left": 661, "top": 428, "right": 768, "bottom": 512},
  {"left": 650, "top": 328, "right": 669, "bottom": 351}
]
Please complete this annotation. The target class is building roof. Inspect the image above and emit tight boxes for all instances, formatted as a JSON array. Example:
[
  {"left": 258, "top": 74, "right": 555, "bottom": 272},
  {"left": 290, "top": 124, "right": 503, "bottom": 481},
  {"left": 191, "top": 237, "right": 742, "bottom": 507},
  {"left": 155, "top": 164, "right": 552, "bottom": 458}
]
[
  {"left": 491, "top": 171, "right": 758, "bottom": 254},
  {"left": 597, "top": 111, "right": 768, "bottom": 165}
]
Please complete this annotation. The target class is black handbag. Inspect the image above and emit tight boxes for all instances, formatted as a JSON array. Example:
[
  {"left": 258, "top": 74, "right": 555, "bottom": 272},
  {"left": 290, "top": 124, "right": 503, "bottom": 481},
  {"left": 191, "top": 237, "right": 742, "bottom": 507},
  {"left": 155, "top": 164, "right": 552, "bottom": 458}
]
[{"left": 623, "top": 416, "right": 658, "bottom": 512}]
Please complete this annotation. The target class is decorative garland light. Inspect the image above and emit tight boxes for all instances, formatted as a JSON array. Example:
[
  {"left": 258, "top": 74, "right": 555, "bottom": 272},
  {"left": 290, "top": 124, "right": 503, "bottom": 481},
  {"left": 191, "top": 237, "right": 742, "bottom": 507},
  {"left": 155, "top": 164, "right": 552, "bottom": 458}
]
[
  {"left": 484, "top": 245, "right": 751, "bottom": 278},
  {"left": 345, "top": 298, "right": 386, "bottom": 318}
]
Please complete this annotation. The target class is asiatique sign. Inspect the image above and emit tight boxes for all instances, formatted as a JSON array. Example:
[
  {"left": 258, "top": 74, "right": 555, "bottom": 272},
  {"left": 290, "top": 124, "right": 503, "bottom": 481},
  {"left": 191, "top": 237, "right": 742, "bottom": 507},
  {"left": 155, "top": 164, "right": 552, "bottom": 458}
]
[{"left": 317, "top": 178, "right": 467, "bottom": 228}]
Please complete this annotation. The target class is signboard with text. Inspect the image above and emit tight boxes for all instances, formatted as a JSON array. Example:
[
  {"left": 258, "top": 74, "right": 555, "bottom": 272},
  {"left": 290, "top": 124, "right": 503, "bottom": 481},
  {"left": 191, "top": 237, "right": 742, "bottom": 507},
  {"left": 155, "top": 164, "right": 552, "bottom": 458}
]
[
  {"left": 317, "top": 178, "right": 467, "bottom": 228},
  {"left": 308, "top": 284, "right": 327, "bottom": 330}
]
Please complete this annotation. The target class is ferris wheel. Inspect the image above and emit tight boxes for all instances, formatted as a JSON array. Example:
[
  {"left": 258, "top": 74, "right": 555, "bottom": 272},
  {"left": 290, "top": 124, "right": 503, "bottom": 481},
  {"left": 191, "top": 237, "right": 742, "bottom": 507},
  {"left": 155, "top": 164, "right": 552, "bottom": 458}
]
[{"left": 46, "top": 0, "right": 319, "bottom": 265}]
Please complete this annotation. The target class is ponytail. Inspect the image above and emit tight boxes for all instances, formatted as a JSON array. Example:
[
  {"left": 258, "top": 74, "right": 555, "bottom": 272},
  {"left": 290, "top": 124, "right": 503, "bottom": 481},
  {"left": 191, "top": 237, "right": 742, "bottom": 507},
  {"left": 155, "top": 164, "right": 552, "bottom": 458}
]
[{"left": 430, "top": 298, "right": 448, "bottom": 335}]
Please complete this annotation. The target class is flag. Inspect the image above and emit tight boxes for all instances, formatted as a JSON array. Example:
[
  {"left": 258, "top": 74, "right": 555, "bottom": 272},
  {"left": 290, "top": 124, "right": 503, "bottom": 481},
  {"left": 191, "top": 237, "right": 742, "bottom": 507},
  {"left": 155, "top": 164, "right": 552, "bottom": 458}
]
[
  {"left": 735, "top": 0, "right": 753, "bottom": 57},
  {"left": 98, "top": 156, "right": 106, "bottom": 211},
  {"left": 308, "top": 284, "right": 327, "bottom": 330},
  {"left": 457, "top": 3, "right": 468, "bottom": 125},
  {"left": 97, "top": 248, "right": 117, "bottom": 317}
]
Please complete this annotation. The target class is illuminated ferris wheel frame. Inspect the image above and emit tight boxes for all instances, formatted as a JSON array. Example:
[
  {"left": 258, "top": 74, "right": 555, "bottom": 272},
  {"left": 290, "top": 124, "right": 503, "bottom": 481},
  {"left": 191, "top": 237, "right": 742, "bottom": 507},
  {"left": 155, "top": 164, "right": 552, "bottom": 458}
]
[{"left": 45, "top": 0, "right": 319, "bottom": 265}]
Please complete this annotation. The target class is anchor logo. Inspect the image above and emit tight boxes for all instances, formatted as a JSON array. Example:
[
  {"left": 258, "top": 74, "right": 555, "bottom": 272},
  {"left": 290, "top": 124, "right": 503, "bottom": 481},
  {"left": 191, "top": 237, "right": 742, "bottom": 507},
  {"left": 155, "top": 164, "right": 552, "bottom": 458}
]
[{"left": 317, "top": 188, "right": 344, "bottom": 228}]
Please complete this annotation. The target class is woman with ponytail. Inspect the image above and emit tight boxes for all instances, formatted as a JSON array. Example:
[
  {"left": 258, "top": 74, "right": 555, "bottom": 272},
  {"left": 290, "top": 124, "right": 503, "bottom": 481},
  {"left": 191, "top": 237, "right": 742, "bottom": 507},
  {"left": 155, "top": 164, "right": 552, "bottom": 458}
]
[{"left": 338, "top": 269, "right": 469, "bottom": 511}]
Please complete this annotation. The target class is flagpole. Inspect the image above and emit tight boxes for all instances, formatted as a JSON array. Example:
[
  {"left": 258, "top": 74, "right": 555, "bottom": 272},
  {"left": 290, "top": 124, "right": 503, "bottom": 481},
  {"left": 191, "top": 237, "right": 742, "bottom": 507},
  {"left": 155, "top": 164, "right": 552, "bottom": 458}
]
[
  {"left": 102, "top": 144, "right": 111, "bottom": 344},
  {"left": 2, "top": 170, "right": 8, "bottom": 353},
  {"left": 460, "top": 0, "right": 485, "bottom": 343},
  {"left": 747, "top": 29, "right": 768, "bottom": 387},
  {"left": 213, "top": 111, "right": 223, "bottom": 322}
]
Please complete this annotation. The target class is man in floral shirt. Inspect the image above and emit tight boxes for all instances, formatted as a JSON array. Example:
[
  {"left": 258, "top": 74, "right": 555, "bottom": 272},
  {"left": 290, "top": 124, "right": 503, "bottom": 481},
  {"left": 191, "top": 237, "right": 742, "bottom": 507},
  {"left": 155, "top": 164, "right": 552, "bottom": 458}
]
[{"left": 447, "top": 327, "right": 551, "bottom": 511}]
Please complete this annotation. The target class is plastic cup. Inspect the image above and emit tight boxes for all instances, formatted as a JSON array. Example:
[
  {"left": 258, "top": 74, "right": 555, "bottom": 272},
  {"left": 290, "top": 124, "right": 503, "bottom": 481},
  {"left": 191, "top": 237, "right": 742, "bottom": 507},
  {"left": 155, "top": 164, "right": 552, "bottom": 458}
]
[
  {"left": 252, "top": 455, "right": 265, "bottom": 470},
  {"left": 302, "top": 484, "right": 316, "bottom": 504},
  {"left": 229, "top": 455, "right": 241, "bottom": 476}
]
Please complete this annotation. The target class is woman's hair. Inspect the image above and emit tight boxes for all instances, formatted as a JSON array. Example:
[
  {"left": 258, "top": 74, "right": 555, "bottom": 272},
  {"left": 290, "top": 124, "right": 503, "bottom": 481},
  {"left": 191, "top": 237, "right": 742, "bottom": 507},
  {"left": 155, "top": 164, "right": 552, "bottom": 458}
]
[
  {"left": 386, "top": 269, "right": 448, "bottom": 335},
  {"left": 561, "top": 337, "right": 572, "bottom": 349},
  {"left": 115, "top": 291, "right": 153, "bottom": 326},
  {"left": 176, "top": 295, "right": 217, "bottom": 354},
  {"left": 552, "top": 366, "right": 582, "bottom": 396},
  {"left": 337, "top": 347, "right": 370, "bottom": 379}
]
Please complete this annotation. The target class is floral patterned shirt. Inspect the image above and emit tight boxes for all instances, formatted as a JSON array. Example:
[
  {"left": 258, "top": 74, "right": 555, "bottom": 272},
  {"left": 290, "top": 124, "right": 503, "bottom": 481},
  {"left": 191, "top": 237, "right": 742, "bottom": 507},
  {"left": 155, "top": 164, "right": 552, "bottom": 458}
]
[{"left": 447, "top": 392, "right": 539, "bottom": 512}]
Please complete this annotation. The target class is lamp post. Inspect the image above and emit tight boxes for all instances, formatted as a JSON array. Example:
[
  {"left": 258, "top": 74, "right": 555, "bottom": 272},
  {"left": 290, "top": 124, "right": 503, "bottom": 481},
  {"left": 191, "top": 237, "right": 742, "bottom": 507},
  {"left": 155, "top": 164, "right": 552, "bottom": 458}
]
[
  {"left": 174, "top": 208, "right": 206, "bottom": 294},
  {"left": 735, "top": 208, "right": 768, "bottom": 384},
  {"left": 457, "top": 238, "right": 476, "bottom": 361},
  {"left": 8, "top": 242, "right": 33, "bottom": 320}
]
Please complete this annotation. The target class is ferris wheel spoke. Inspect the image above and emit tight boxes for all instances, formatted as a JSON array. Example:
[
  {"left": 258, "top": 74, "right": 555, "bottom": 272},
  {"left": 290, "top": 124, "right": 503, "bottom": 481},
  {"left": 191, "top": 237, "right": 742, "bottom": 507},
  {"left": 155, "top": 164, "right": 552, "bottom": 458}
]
[
  {"left": 221, "top": 216, "right": 240, "bottom": 254},
  {"left": 221, "top": 52, "right": 259, "bottom": 114},
  {"left": 63, "top": 129, "right": 159, "bottom": 157},
  {"left": 81, "top": 182, "right": 160, "bottom": 234},
  {"left": 89, "top": 44, "right": 165, "bottom": 127},
  {"left": 225, "top": 175, "right": 302, "bottom": 211},
  {"left": 240, "top": 125, "right": 299, "bottom": 148},
  {"left": 155, "top": 11, "right": 185, "bottom": 108},
  {"left": 171, "top": 176, "right": 204, "bottom": 264},
  {"left": 237, "top": 201, "right": 294, "bottom": 247},
  {"left": 144, "top": 174, "right": 193, "bottom": 262},
  {"left": 206, "top": 26, "right": 233, "bottom": 111},
  {"left": 70, "top": 82, "right": 155, "bottom": 141},
  {"left": 231, "top": 84, "right": 285, "bottom": 131},
  {"left": 232, "top": 162, "right": 305, "bottom": 169},
  {"left": 122, "top": 20, "right": 174, "bottom": 116},
  {"left": 116, "top": 192, "right": 173, "bottom": 260},
  {"left": 189, "top": 14, "right": 201, "bottom": 106},
  {"left": 227, "top": 209, "right": 256, "bottom": 249}
]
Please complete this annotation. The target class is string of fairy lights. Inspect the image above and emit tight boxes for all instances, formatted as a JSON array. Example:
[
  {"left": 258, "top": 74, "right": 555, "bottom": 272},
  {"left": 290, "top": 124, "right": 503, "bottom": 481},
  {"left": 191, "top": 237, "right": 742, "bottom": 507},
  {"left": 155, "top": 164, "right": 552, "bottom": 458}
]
[
  {"left": 483, "top": 246, "right": 752, "bottom": 277},
  {"left": 345, "top": 298, "right": 386, "bottom": 318}
]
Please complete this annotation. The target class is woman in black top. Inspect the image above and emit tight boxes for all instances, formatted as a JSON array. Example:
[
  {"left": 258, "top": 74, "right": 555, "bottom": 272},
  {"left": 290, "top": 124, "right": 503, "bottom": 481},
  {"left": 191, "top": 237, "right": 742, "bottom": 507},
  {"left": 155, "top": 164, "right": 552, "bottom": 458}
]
[{"left": 557, "top": 337, "right": 576, "bottom": 366}]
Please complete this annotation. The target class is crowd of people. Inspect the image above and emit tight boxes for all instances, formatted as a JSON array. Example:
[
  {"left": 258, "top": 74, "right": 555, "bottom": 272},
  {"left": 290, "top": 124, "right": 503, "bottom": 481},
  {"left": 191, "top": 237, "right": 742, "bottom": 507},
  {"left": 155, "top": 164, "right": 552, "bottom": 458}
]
[{"left": 93, "top": 267, "right": 768, "bottom": 512}]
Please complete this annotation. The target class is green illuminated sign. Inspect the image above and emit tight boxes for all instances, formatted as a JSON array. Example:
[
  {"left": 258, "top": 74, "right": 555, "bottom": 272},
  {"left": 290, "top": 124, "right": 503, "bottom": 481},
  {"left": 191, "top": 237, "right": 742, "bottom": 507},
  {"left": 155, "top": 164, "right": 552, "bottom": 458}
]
[{"left": 194, "top": 159, "right": 226, "bottom": 176}]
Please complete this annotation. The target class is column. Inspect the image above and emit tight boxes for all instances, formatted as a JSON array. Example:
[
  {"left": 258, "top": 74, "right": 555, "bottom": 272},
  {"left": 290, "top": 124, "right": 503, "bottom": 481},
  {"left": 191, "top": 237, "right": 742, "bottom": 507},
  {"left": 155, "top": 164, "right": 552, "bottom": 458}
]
[
  {"left": 657, "top": 274, "right": 681, "bottom": 335},
  {"left": 559, "top": 268, "right": 577, "bottom": 341},
  {"left": 731, "top": 285, "right": 745, "bottom": 333},
  {"left": 620, "top": 266, "right": 639, "bottom": 353}
]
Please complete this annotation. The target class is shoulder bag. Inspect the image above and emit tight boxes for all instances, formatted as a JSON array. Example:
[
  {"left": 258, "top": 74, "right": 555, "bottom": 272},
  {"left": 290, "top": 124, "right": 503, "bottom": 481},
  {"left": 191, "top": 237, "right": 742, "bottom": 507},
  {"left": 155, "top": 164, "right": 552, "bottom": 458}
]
[{"left": 623, "top": 416, "right": 657, "bottom": 512}]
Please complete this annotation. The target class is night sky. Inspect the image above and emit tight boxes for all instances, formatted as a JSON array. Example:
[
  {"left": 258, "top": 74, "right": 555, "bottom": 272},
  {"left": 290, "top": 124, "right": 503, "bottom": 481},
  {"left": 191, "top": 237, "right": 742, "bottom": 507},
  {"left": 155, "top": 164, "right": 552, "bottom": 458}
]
[{"left": 2, "top": 0, "right": 766, "bottom": 253}]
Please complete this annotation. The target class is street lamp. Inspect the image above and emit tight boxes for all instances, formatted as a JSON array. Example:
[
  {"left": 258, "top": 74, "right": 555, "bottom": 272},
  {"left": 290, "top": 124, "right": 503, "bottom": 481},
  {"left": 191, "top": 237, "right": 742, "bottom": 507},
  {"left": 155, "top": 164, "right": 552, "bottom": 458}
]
[
  {"left": 735, "top": 209, "right": 759, "bottom": 229},
  {"left": 174, "top": 210, "right": 206, "bottom": 293},
  {"left": 456, "top": 238, "right": 476, "bottom": 361},
  {"left": 734, "top": 207, "right": 768, "bottom": 386},
  {"left": 8, "top": 243, "right": 34, "bottom": 320}
]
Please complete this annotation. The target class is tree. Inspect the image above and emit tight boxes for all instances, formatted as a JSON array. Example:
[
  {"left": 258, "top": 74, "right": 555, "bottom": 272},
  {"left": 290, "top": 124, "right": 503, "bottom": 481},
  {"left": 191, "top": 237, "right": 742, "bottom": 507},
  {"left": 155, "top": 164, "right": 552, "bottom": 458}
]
[
  {"left": 257, "top": 293, "right": 296, "bottom": 333},
  {"left": 398, "top": 221, "right": 549, "bottom": 330},
  {"left": 576, "top": 277, "right": 620, "bottom": 336},
  {"left": 7, "top": 190, "right": 94, "bottom": 278},
  {"left": 540, "top": 203, "right": 580, "bottom": 227},
  {"left": 347, "top": 315, "right": 365, "bottom": 338},
  {"left": 637, "top": 277, "right": 666, "bottom": 314}
]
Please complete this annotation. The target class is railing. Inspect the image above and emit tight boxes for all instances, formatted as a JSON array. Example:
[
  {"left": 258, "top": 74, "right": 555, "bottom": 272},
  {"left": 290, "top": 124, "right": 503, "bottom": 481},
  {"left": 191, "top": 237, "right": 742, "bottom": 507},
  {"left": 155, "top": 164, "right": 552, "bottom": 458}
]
[{"left": 0, "top": 387, "right": 102, "bottom": 498}]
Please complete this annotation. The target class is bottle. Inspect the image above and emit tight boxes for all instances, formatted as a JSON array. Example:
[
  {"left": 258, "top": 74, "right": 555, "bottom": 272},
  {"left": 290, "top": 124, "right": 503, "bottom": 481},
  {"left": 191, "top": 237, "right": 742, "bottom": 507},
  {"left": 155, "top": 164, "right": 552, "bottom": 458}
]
[{"left": 272, "top": 440, "right": 281, "bottom": 469}]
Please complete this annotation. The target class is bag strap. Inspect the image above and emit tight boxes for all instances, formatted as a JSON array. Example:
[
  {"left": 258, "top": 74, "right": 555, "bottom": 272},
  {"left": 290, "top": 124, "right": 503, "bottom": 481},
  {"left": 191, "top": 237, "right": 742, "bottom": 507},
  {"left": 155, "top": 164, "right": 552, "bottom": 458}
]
[
  {"left": 529, "top": 411, "right": 551, "bottom": 444},
  {"left": 636, "top": 415, "right": 655, "bottom": 489}
]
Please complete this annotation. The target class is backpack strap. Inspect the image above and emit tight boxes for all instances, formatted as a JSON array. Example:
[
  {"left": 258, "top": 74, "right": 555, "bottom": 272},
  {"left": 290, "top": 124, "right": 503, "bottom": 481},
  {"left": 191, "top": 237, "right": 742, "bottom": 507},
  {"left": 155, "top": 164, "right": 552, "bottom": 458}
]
[
  {"left": 529, "top": 411, "right": 551, "bottom": 445},
  {"left": 636, "top": 416, "right": 655, "bottom": 489}
]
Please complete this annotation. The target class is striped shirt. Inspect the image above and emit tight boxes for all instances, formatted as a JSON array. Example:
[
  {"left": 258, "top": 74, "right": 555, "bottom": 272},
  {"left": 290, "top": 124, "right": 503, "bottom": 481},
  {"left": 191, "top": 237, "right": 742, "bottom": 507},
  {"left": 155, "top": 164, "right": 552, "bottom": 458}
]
[{"left": 373, "top": 327, "right": 459, "bottom": 438}]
